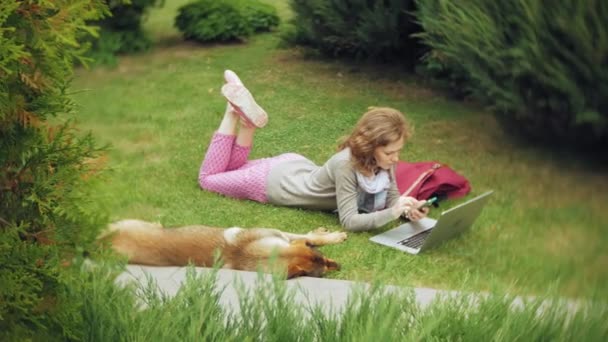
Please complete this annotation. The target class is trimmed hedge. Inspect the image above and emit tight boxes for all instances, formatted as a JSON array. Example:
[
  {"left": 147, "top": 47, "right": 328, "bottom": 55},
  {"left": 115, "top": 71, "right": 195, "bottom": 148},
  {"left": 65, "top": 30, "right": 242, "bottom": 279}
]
[
  {"left": 416, "top": 0, "right": 608, "bottom": 148},
  {"left": 283, "top": 0, "right": 426, "bottom": 65},
  {"left": 175, "top": 0, "right": 280, "bottom": 43}
]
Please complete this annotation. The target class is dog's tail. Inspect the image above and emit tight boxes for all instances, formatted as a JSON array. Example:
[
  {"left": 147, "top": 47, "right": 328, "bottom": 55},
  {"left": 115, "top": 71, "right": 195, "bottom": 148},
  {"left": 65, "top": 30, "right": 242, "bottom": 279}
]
[{"left": 97, "top": 219, "right": 163, "bottom": 241}]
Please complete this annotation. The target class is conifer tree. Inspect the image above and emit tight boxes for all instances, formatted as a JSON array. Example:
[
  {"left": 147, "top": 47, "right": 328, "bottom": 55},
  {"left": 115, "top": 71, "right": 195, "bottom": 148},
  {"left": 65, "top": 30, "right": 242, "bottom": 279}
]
[{"left": 0, "top": 1, "right": 109, "bottom": 338}]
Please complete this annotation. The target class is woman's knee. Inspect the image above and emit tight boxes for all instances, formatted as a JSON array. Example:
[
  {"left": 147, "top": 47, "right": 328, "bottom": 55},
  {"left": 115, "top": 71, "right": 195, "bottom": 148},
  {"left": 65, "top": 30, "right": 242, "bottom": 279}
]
[{"left": 198, "top": 174, "right": 212, "bottom": 191}]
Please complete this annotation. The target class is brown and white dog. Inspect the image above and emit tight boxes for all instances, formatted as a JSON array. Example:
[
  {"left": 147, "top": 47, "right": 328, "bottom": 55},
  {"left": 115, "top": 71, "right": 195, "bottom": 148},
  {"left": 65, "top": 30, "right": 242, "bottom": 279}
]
[{"left": 101, "top": 220, "right": 348, "bottom": 279}]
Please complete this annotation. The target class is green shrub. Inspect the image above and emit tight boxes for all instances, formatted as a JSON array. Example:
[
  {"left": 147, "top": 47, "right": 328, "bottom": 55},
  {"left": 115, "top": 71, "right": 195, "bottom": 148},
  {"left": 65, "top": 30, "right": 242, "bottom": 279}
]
[
  {"left": 0, "top": 232, "right": 84, "bottom": 340},
  {"left": 175, "top": 0, "right": 250, "bottom": 42},
  {"left": 175, "top": 0, "right": 280, "bottom": 43},
  {"left": 242, "top": 1, "right": 280, "bottom": 32},
  {"left": 415, "top": 50, "right": 472, "bottom": 100},
  {"left": 416, "top": 0, "right": 608, "bottom": 148},
  {"left": 0, "top": 0, "right": 108, "bottom": 338},
  {"left": 283, "top": 0, "right": 425, "bottom": 65},
  {"left": 86, "top": 0, "right": 164, "bottom": 66}
]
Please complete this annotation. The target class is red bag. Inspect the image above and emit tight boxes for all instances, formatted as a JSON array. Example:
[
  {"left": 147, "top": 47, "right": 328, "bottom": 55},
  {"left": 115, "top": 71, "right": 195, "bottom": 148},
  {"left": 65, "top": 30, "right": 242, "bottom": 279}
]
[{"left": 395, "top": 161, "right": 471, "bottom": 200}]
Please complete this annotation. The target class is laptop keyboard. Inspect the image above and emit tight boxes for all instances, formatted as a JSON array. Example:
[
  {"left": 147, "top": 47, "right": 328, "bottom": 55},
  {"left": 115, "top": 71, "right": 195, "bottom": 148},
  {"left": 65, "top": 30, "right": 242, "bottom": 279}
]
[{"left": 397, "top": 229, "right": 432, "bottom": 249}]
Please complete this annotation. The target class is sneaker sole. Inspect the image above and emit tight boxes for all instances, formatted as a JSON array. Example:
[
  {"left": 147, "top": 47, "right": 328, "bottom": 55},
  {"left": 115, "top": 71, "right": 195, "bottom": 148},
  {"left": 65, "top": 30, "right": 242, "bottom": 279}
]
[{"left": 221, "top": 84, "right": 268, "bottom": 128}]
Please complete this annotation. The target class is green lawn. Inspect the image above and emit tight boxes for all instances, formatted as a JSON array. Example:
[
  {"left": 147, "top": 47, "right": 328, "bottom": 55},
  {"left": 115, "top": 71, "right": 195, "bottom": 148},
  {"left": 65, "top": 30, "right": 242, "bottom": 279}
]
[{"left": 72, "top": 0, "right": 608, "bottom": 300}]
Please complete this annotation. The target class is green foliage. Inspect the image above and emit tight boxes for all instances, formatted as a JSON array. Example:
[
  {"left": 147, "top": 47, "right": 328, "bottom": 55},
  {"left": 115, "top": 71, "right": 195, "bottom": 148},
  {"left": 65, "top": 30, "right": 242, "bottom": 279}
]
[
  {"left": 78, "top": 266, "right": 228, "bottom": 341},
  {"left": 416, "top": 0, "right": 608, "bottom": 148},
  {"left": 86, "top": 0, "right": 164, "bottom": 66},
  {"left": 0, "top": 0, "right": 108, "bottom": 338},
  {"left": 0, "top": 232, "right": 83, "bottom": 341},
  {"left": 241, "top": 0, "right": 280, "bottom": 33},
  {"left": 415, "top": 50, "right": 471, "bottom": 99},
  {"left": 174, "top": 0, "right": 280, "bottom": 43},
  {"left": 175, "top": 0, "right": 250, "bottom": 42},
  {"left": 283, "top": 0, "right": 425, "bottom": 65},
  {"left": 66, "top": 265, "right": 608, "bottom": 340}
]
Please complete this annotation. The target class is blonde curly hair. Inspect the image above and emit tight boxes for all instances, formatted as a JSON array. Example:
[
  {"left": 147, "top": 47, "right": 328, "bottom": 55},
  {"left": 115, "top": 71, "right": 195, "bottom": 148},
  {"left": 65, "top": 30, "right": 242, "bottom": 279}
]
[{"left": 338, "top": 107, "right": 411, "bottom": 177}]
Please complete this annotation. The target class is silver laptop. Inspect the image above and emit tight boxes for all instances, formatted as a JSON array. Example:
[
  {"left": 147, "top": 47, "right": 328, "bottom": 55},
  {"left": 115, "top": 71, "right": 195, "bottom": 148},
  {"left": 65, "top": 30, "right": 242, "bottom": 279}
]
[{"left": 370, "top": 191, "right": 493, "bottom": 254}]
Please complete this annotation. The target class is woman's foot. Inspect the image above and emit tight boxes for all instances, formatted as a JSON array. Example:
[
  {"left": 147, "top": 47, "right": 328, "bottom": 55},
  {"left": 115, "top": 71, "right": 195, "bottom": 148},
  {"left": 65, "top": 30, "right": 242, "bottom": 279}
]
[
  {"left": 221, "top": 82, "right": 268, "bottom": 128},
  {"left": 223, "top": 70, "right": 250, "bottom": 127}
]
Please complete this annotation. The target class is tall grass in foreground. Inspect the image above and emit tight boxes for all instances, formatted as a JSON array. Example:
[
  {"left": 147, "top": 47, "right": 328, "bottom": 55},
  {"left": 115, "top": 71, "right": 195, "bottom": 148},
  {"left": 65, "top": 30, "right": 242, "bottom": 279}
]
[{"left": 77, "top": 266, "right": 606, "bottom": 341}]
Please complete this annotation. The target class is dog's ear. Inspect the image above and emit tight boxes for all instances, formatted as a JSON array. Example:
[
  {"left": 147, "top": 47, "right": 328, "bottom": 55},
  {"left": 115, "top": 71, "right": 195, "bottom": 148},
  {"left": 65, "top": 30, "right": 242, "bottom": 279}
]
[
  {"left": 287, "top": 264, "right": 307, "bottom": 279},
  {"left": 325, "top": 258, "right": 340, "bottom": 271}
]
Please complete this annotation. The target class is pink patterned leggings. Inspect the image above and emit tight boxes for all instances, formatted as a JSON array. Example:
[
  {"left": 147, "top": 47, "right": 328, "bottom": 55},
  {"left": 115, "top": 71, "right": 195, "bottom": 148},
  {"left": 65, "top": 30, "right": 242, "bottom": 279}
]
[{"left": 198, "top": 132, "right": 302, "bottom": 202}]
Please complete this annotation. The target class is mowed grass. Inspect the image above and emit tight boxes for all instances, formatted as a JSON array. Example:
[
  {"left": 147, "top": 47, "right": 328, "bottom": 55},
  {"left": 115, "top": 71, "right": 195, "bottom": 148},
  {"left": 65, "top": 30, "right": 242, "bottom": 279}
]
[{"left": 72, "top": 0, "right": 608, "bottom": 299}]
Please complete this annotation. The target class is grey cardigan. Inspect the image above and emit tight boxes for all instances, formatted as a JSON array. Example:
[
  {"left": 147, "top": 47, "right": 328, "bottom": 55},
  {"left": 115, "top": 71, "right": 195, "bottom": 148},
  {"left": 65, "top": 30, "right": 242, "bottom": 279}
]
[{"left": 265, "top": 148, "right": 399, "bottom": 231}]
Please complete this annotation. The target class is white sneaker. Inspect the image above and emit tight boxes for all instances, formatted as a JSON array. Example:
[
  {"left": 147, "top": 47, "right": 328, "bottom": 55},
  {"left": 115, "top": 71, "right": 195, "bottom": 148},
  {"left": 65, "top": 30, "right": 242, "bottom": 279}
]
[
  {"left": 224, "top": 69, "right": 243, "bottom": 86},
  {"left": 221, "top": 83, "right": 268, "bottom": 128}
]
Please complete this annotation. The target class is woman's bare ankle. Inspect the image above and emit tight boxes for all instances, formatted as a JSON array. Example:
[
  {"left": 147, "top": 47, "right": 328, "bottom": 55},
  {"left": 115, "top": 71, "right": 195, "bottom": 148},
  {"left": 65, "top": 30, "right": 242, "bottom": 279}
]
[
  {"left": 236, "top": 125, "right": 255, "bottom": 147},
  {"left": 217, "top": 104, "right": 240, "bottom": 135}
]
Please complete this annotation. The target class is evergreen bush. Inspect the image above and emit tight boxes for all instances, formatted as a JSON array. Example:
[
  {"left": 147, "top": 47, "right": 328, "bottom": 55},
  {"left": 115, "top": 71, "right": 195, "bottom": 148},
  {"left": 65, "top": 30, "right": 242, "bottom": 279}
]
[
  {"left": 175, "top": 0, "right": 280, "bottom": 43},
  {"left": 283, "top": 0, "right": 425, "bottom": 65},
  {"left": 416, "top": 0, "right": 608, "bottom": 148},
  {"left": 415, "top": 50, "right": 471, "bottom": 100},
  {"left": 86, "top": 0, "right": 164, "bottom": 66},
  {"left": 241, "top": 1, "right": 280, "bottom": 33},
  {"left": 0, "top": 0, "right": 108, "bottom": 339}
]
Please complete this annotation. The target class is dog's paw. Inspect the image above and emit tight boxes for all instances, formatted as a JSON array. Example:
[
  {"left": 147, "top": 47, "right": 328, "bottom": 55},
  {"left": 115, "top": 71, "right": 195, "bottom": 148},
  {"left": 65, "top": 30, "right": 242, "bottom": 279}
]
[{"left": 327, "top": 231, "right": 348, "bottom": 244}]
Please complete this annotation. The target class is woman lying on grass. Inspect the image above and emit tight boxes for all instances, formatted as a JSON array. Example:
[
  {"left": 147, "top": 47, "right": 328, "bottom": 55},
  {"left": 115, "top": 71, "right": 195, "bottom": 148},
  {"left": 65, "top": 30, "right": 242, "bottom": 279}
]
[{"left": 198, "top": 70, "right": 429, "bottom": 231}]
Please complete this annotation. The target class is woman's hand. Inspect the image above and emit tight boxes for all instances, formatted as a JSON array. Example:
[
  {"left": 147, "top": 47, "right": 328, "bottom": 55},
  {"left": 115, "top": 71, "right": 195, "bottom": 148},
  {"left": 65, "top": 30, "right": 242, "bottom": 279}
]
[
  {"left": 391, "top": 196, "right": 412, "bottom": 218},
  {"left": 395, "top": 196, "right": 430, "bottom": 222},
  {"left": 405, "top": 205, "right": 429, "bottom": 221},
  {"left": 391, "top": 196, "right": 421, "bottom": 219}
]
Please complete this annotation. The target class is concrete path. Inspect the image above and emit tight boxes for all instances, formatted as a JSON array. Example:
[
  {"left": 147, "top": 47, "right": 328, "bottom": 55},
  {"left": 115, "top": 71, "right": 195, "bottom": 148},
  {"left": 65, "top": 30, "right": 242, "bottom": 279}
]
[
  {"left": 116, "top": 265, "right": 451, "bottom": 315},
  {"left": 117, "top": 266, "right": 583, "bottom": 318}
]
